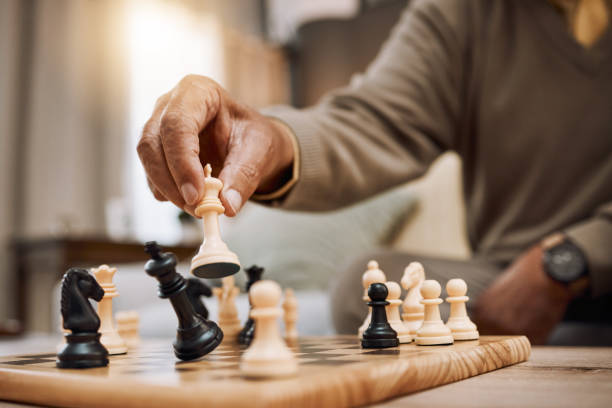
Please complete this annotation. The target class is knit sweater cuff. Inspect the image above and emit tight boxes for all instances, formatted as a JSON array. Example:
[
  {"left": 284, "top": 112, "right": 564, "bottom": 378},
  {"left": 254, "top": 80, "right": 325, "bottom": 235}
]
[{"left": 252, "top": 106, "right": 327, "bottom": 210}]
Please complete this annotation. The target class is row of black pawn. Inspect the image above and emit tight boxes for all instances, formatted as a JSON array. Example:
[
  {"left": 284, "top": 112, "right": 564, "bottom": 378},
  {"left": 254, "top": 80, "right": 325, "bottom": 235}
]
[{"left": 56, "top": 241, "right": 263, "bottom": 369}]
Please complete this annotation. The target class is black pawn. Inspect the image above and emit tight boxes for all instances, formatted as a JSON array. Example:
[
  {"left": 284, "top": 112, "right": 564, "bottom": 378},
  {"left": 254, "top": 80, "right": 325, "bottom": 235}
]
[
  {"left": 361, "top": 283, "right": 399, "bottom": 349},
  {"left": 185, "top": 278, "right": 213, "bottom": 320},
  {"left": 56, "top": 268, "right": 109, "bottom": 369},
  {"left": 237, "top": 265, "right": 264, "bottom": 345},
  {"left": 144, "top": 241, "right": 223, "bottom": 360}
]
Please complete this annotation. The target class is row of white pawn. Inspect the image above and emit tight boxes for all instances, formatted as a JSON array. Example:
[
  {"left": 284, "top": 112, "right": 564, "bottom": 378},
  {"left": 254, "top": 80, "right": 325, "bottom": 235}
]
[{"left": 359, "top": 260, "right": 479, "bottom": 345}]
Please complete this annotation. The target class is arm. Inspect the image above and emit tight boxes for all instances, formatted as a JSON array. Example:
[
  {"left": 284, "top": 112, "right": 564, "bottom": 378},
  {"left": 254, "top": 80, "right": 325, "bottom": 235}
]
[
  {"left": 473, "top": 202, "right": 612, "bottom": 344},
  {"left": 261, "top": 0, "right": 469, "bottom": 210},
  {"left": 137, "top": 0, "right": 469, "bottom": 216}
]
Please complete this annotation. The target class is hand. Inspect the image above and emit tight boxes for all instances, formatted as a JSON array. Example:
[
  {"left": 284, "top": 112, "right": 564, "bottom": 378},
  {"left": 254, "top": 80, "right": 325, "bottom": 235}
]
[
  {"left": 137, "top": 75, "right": 295, "bottom": 217},
  {"left": 472, "top": 244, "right": 573, "bottom": 344}
]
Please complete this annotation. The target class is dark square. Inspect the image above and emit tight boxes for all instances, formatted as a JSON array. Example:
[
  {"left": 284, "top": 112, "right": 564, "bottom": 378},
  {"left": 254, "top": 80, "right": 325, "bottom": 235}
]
[
  {"left": 363, "top": 349, "right": 402, "bottom": 355},
  {"left": 302, "top": 359, "right": 354, "bottom": 366},
  {"left": 3, "top": 358, "right": 56, "bottom": 366}
]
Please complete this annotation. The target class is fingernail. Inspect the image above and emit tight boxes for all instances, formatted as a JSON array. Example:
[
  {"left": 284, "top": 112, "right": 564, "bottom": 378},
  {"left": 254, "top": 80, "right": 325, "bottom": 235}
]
[
  {"left": 181, "top": 183, "right": 199, "bottom": 206},
  {"left": 224, "top": 188, "right": 242, "bottom": 213}
]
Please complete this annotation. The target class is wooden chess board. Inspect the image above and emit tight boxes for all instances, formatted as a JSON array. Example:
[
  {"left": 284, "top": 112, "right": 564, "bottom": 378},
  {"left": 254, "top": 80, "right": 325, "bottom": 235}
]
[{"left": 0, "top": 335, "right": 530, "bottom": 408}]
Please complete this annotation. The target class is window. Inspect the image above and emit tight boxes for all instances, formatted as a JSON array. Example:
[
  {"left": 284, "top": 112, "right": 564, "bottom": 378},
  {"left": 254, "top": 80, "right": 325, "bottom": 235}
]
[{"left": 126, "top": 1, "right": 223, "bottom": 244}]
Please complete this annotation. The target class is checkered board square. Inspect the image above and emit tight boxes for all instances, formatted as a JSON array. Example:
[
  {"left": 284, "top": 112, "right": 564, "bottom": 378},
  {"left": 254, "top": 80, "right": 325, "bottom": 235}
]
[{"left": 0, "top": 335, "right": 530, "bottom": 408}]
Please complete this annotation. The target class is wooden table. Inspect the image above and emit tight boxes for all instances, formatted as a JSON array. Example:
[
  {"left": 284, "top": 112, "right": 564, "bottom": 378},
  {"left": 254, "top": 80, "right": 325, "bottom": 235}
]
[
  {"left": 377, "top": 346, "right": 612, "bottom": 408},
  {"left": 0, "top": 337, "right": 610, "bottom": 407}
]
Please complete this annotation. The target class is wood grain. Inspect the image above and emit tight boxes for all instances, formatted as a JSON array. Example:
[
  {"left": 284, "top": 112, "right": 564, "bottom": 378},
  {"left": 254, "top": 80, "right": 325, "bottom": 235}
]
[
  {"left": 0, "top": 336, "right": 530, "bottom": 408},
  {"left": 375, "top": 346, "right": 612, "bottom": 408}
]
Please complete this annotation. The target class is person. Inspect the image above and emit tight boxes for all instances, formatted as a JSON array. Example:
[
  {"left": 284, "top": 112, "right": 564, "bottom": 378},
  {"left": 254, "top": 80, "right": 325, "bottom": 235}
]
[{"left": 136, "top": 0, "right": 612, "bottom": 344}]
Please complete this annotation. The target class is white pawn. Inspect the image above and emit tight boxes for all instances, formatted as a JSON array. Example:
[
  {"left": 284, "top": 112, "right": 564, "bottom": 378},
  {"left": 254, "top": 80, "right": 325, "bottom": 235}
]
[
  {"left": 213, "top": 275, "right": 242, "bottom": 341},
  {"left": 282, "top": 288, "right": 298, "bottom": 342},
  {"left": 358, "top": 260, "right": 386, "bottom": 338},
  {"left": 240, "top": 280, "right": 298, "bottom": 378},
  {"left": 415, "top": 280, "right": 454, "bottom": 346},
  {"left": 445, "top": 279, "right": 479, "bottom": 341},
  {"left": 385, "top": 282, "right": 412, "bottom": 343},
  {"left": 116, "top": 311, "right": 141, "bottom": 348},
  {"left": 92, "top": 265, "right": 127, "bottom": 355},
  {"left": 401, "top": 262, "right": 425, "bottom": 336}
]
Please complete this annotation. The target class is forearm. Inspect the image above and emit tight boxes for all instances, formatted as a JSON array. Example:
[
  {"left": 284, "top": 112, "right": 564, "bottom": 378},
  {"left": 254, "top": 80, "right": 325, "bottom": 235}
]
[{"left": 254, "top": 1, "right": 468, "bottom": 211}]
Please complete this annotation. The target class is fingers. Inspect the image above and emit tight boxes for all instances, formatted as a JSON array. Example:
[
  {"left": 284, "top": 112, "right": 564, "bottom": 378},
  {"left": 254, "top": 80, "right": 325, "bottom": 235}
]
[
  {"left": 160, "top": 76, "right": 222, "bottom": 207},
  {"left": 138, "top": 93, "right": 187, "bottom": 210},
  {"left": 218, "top": 124, "right": 272, "bottom": 216},
  {"left": 147, "top": 178, "right": 167, "bottom": 202}
]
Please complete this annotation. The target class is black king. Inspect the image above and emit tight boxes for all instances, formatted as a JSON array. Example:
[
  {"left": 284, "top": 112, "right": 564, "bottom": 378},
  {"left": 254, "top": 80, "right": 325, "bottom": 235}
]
[{"left": 144, "top": 241, "right": 223, "bottom": 360}]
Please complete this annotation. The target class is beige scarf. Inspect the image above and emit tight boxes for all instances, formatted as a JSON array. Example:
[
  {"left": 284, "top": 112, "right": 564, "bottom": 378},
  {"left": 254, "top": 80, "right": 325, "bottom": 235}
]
[{"left": 550, "top": 0, "right": 610, "bottom": 47}]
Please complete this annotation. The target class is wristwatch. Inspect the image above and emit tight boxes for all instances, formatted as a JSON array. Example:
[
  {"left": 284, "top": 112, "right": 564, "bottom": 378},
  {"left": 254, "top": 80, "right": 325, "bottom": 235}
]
[{"left": 541, "top": 233, "right": 590, "bottom": 296}]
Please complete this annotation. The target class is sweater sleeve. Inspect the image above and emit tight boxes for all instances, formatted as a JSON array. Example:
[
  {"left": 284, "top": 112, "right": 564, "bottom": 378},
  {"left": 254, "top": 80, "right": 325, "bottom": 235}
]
[
  {"left": 260, "top": 0, "right": 469, "bottom": 211},
  {"left": 565, "top": 202, "right": 612, "bottom": 298}
]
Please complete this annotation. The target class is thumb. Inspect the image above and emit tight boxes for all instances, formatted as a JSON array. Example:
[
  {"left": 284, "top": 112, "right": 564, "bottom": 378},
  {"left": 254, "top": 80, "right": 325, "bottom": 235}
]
[{"left": 218, "top": 148, "right": 265, "bottom": 217}]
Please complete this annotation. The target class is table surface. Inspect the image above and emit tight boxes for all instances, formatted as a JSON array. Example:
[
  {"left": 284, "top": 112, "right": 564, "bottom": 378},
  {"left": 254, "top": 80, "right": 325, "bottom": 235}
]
[{"left": 0, "top": 336, "right": 611, "bottom": 408}]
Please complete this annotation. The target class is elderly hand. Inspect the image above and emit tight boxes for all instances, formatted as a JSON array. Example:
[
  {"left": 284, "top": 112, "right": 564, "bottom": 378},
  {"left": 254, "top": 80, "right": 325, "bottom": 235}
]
[
  {"left": 472, "top": 244, "right": 573, "bottom": 344},
  {"left": 137, "top": 75, "right": 295, "bottom": 217}
]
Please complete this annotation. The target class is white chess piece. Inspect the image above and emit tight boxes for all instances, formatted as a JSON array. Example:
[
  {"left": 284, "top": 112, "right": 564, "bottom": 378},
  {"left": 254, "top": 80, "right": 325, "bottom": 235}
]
[
  {"left": 213, "top": 275, "right": 242, "bottom": 341},
  {"left": 358, "top": 260, "right": 387, "bottom": 338},
  {"left": 282, "top": 288, "right": 298, "bottom": 342},
  {"left": 190, "top": 164, "right": 240, "bottom": 278},
  {"left": 116, "top": 311, "right": 141, "bottom": 348},
  {"left": 240, "top": 280, "right": 298, "bottom": 378},
  {"left": 92, "top": 265, "right": 127, "bottom": 355},
  {"left": 415, "top": 280, "right": 454, "bottom": 346},
  {"left": 385, "top": 282, "right": 412, "bottom": 343},
  {"left": 401, "top": 262, "right": 425, "bottom": 336},
  {"left": 445, "top": 279, "right": 479, "bottom": 341}
]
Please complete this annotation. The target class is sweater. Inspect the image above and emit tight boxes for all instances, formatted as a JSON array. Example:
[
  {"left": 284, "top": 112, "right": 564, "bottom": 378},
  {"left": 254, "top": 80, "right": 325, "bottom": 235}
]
[{"left": 262, "top": 0, "right": 612, "bottom": 297}]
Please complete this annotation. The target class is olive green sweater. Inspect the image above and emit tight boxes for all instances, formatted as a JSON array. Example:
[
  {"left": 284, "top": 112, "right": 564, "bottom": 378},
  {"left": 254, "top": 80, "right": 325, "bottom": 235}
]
[{"left": 263, "top": 0, "right": 612, "bottom": 297}]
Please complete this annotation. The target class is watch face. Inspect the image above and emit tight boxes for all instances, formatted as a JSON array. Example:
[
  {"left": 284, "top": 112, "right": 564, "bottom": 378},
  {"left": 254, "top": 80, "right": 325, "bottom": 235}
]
[{"left": 544, "top": 242, "right": 587, "bottom": 283}]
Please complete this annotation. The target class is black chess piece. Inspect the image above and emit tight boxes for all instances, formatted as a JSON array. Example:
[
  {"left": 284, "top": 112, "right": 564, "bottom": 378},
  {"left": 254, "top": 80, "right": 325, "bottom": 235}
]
[
  {"left": 185, "top": 278, "right": 213, "bottom": 320},
  {"left": 56, "top": 268, "right": 109, "bottom": 369},
  {"left": 237, "top": 265, "right": 264, "bottom": 345},
  {"left": 361, "top": 283, "right": 399, "bottom": 349},
  {"left": 144, "top": 241, "right": 223, "bottom": 360}
]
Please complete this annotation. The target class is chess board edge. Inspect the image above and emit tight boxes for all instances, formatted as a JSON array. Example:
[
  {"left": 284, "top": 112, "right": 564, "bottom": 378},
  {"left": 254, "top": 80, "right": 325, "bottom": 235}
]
[{"left": 0, "top": 336, "right": 531, "bottom": 408}]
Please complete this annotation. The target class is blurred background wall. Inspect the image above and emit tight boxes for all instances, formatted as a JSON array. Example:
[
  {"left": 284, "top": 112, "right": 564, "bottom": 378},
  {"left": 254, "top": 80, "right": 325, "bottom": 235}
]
[{"left": 0, "top": 0, "right": 467, "bottom": 333}]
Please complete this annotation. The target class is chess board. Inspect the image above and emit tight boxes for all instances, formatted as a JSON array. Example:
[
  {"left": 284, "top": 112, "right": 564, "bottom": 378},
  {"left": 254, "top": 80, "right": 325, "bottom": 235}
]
[{"left": 0, "top": 335, "right": 530, "bottom": 408}]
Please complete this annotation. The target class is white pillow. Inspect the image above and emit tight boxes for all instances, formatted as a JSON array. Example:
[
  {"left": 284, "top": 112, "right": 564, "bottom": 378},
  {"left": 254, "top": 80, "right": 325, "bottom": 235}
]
[{"left": 221, "top": 184, "right": 417, "bottom": 290}]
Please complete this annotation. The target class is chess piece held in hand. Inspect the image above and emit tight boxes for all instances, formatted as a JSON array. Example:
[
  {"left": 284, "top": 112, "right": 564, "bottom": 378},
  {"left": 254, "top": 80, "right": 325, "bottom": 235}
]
[
  {"left": 415, "top": 280, "right": 454, "bottom": 346},
  {"left": 92, "top": 265, "right": 127, "bottom": 355},
  {"left": 361, "top": 283, "right": 399, "bottom": 349},
  {"left": 445, "top": 279, "right": 479, "bottom": 340},
  {"left": 56, "top": 268, "right": 109, "bottom": 369},
  {"left": 240, "top": 280, "right": 298, "bottom": 378},
  {"left": 145, "top": 241, "right": 223, "bottom": 360},
  {"left": 401, "top": 262, "right": 425, "bottom": 336},
  {"left": 358, "top": 260, "right": 387, "bottom": 338},
  {"left": 190, "top": 164, "right": 240, "bottom": 279}
]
